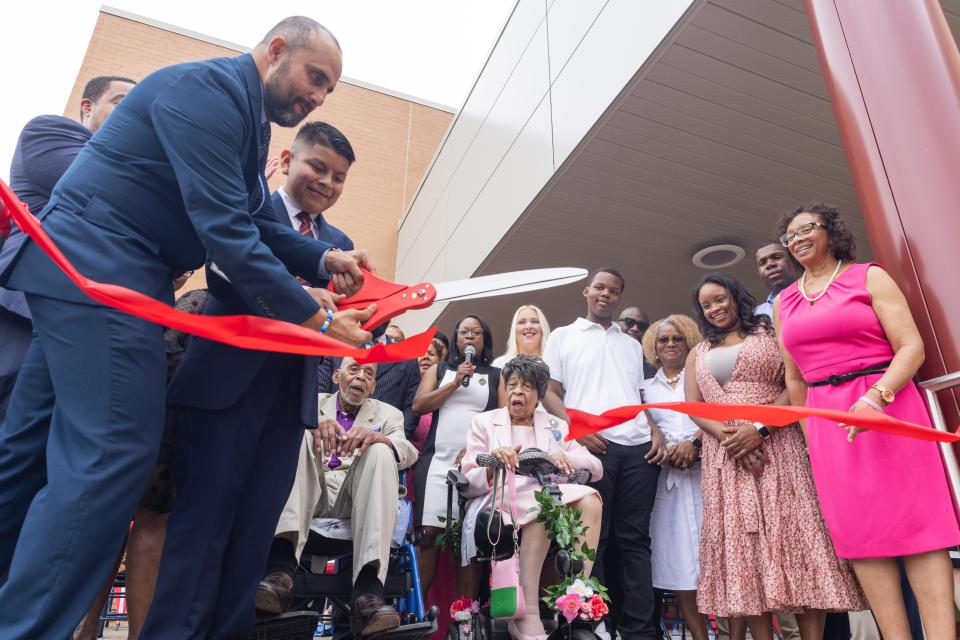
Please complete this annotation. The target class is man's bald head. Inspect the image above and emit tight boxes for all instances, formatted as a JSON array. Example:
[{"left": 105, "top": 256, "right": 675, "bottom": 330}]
[
  {"left": 260, "top": 16, "right": 340, "bottom": 52},
  {"left": 255, "top": 16, "right": 343, "bottom": 127}
]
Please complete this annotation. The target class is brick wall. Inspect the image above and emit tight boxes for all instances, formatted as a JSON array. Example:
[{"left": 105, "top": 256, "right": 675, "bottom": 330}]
[{"left": 64, "top": 10, "right": 453, "bottom": 292}]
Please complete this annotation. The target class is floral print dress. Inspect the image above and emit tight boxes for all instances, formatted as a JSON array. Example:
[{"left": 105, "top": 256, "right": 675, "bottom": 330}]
[{"left": 694, "top": 331, "right": 865, "bottom": 616}]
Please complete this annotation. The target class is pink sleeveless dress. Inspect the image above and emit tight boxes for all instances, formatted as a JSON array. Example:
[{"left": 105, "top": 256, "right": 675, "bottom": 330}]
[
  {"left": 694, "top": 332, "right": 864, "bottom": 616},
  {"left": 779, "top": 262, "right": 960, "bottom": 558}
]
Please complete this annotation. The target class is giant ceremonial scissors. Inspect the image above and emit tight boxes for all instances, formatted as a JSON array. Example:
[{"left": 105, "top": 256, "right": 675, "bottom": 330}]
[
  {"left": 0, "top": 177, "right": 585, "bottom": 357},
  {"left": 329, "top": 267, "right": 587, "bottom": 330}
]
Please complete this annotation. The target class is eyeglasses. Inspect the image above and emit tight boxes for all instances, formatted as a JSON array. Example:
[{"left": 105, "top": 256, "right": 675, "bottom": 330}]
[
  {"left": 618, "top": 317, "right": 649, "bottom": 332},
  {"left": 457, "top": 328, "right": 484, "bottom": 338},
  {"left": 657, "top": 335, "right": 686, "bottom": 345},
  {"left": 779, "top": 222, "right": 827, "bottom": 247}
]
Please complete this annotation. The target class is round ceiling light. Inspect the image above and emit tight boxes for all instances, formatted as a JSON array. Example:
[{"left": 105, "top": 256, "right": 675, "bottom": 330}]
[{"left": 692, "top": 244, "right": 745, "bottom": 270}]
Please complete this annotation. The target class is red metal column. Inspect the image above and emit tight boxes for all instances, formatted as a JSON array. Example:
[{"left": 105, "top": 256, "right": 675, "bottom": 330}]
[{"left": 805, "top": 0, "right": 960, "bottom": 422}]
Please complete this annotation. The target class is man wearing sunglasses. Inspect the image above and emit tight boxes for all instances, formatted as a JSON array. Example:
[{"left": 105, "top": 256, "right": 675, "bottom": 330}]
[{"left": 618, "top": 306, "right": 656, "bottom": 378}]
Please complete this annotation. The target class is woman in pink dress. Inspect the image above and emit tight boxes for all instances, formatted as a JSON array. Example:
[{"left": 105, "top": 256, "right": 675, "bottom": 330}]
[
  {"left": 461, "top": 355, "right": 602, "bottom": 640},
  {"left": 775, "top": 204, "right": 960, "bottom": 640},
  {"left": 686, "top": 273, "right": 864, "bottom": 640}
]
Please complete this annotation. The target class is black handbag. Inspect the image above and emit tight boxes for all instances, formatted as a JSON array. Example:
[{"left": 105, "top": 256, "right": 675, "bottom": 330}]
[{"left": 475, "top": 464, "right": 517, "bottom": 561}]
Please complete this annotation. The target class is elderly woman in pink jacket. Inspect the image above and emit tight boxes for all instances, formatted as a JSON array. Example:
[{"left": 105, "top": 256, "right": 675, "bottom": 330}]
[{"left": 461, "top": 355, "right": 603, "bottom": 640}]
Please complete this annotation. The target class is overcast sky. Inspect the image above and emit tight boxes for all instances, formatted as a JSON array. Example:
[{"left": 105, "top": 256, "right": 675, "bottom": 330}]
[{"left": 0, "top": 0, "right": 516, "bottom": 180}]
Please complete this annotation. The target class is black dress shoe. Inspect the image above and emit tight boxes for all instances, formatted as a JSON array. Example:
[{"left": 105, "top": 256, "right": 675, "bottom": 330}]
[
  {"left": 255, "top": 571, "right": 293, "bottom": 613},
  {"left": 350, "top": 593, "right": 401, "bottom": 637}
]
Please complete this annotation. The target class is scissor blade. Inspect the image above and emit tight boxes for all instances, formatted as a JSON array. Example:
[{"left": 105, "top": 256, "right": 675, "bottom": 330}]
[{"left": 433, "top": 268, "right": 588, "bottom": 303}]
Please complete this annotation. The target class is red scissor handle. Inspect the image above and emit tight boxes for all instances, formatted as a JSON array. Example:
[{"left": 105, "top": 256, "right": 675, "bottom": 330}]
[{"left": 328, "top": 269, "right": 436, "bottom": 330}]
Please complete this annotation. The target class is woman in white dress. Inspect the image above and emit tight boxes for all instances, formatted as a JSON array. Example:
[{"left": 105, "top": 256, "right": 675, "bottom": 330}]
[
  {"left": 412, "top": 315, "right": 501, "bottom": 596},
  {"left": 491, "top": 305, "right": 551, "bottom": 368},
  {"left": 640, "top": 314, "right": 707, "bottom": 640}
]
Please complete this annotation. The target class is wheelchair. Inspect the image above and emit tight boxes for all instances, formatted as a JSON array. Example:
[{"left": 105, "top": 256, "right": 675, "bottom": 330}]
[
  {"left": 443, "top": 449, "right": 601, "bottom": 640},
  {"left": 253, "top": 497, "right": 439, "bottom": 640}
]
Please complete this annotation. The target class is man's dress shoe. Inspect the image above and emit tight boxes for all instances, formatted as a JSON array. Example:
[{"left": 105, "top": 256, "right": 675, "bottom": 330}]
[
  {"left": 255, "top": 571, "right": 293, "bottom": 613},
  {"left": 350, "top": 593, "right": 401, "bottom": 637}
]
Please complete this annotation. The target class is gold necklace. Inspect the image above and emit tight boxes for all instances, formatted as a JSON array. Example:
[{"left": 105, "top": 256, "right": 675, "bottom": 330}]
[{"left": 799, "top": 260, "right": 842, "bottom": 304}]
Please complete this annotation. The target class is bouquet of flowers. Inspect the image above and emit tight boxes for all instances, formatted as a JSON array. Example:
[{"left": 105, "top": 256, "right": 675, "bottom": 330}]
[
  {"left": 531, "top": 489, "right": 610, "bottom": 627},
  {"left": 450, "top": 596, "right": 481, "bottom": 637},
  {"left": 553, "top": 579, "right": 609, "bottom": 623}
]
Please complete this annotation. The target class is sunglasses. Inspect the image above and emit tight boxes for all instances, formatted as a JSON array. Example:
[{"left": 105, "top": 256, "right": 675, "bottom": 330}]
[
  {"left": 657, "top": 335, "right": 686, "bottom": 345},
  {"left": 618, "top": 317, "right": 649, "bottom": 332}
]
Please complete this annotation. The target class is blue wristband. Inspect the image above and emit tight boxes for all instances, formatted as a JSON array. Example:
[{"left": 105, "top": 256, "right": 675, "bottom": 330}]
[{"left": 320, "top": 308, "right": 334, "bottom": 334}]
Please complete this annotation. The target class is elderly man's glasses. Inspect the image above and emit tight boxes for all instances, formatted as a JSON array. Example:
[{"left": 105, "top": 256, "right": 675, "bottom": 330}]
[
  {"left": 618, "top": 317, "right": 649, "bottom": 332},
  {"left": 779, "top": 222, "right": 827, "bottom": 247}
]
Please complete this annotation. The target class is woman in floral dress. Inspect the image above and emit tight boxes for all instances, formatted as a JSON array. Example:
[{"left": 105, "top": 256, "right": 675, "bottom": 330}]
[{"left": 685, "top": 273, "right": 864, "bottom": 640}]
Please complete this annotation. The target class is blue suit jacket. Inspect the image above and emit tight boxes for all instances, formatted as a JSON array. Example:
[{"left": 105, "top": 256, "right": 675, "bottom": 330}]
[
  {"left": 1, "top": 114, "right": 91, "bottom": 320},
  {"left": 166, "top": 190, "right": 355, "bottom": 426},
  {"left": 1, "top": 54, "right": 330, "bottom": 327},
  {"left": 269, "top": 192, "right": 354, "bottom": 253}
]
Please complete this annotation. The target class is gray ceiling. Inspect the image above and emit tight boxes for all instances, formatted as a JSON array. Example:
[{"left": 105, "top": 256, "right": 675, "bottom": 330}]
[{"left": 430, "top": 0, "right": 960, "bottom": 351}]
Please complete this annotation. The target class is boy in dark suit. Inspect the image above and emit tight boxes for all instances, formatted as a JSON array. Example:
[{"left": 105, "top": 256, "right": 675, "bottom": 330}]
[
  {"left": 274, "top": 121, "right": 355, "bottom": 249},
  {"left": 150, "top": 122, "right": 366, "bottom": 636}
]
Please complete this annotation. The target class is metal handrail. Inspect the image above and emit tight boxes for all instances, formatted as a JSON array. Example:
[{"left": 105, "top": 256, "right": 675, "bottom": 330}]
[{"left": 919, "top": 372, "right": 960, "bottom": 522}]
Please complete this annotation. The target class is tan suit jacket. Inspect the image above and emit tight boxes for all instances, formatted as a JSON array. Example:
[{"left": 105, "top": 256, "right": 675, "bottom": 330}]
[{"left": 315, "top": 392, "right": 418, "bottom": 509}]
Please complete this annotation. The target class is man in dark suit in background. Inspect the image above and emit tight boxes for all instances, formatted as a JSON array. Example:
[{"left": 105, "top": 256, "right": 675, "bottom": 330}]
[
  {"left": 0, "top": 76, "right": 135, "bottom": 421},
  {"left": 0, "top": 17, "right": 373, "bottom": 639},
  {"left": 155, "top": 119, "right": 364, "bottom": 636}
]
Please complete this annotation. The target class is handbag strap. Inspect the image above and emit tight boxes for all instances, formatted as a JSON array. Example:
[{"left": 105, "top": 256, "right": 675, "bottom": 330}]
[
  {"left": 504, "top": 463, "right": 519, "bottom": 551},
  {"left": 486, "top": 421, "right": 520, "bottom": 552},
  {"left": 486, "top": 465, "right": 505, "bottom": 547}
]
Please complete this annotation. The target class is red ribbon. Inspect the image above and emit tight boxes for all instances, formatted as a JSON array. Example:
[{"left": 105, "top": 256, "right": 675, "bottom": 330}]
[
  {"left": 0, "top": 180, "right": 434, "bottom": 363},
  {"left": 566, "top": 402, "right": 959, "bottom": 443}
]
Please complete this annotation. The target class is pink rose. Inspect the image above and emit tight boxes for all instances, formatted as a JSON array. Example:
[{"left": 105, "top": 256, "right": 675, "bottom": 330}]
[
  {"left": 556, "top": 593, "right": 583, "bottom": 623},
  {"left": 589, "top": 595, "right": 609, "bottom": 620}
]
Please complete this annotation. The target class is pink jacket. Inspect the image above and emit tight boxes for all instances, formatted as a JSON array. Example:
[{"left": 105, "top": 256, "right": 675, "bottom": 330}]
[{"left": 461, "top": 407, "right": 603, "bottom": 500}]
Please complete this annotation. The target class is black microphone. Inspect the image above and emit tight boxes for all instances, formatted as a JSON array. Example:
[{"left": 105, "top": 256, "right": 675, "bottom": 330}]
[{"left": 462, "top": 345, "right": 476, "bottom": 387}]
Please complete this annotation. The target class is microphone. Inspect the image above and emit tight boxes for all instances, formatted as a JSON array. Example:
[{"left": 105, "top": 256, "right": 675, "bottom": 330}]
[{"left": 462, "top": 345, "right": 476, "bottom": 387}]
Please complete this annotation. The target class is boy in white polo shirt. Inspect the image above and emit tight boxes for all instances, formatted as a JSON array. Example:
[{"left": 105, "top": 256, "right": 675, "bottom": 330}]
[{"left": 542, "top": 268, "right": 665, "bottom": 640}]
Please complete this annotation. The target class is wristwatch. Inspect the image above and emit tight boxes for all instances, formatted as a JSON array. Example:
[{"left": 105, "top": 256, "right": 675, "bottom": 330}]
[
  {"left": 752, "top": 422, "right": 771, "bottom": 439},
  {"left": 870, "top": 383, "right": 895, "bottom": 406},
  {"left": 691, "top": 437, "right": 703, "bottom": 452}
]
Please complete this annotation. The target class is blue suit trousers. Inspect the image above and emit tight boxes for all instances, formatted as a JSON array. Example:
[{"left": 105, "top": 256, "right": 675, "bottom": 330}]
[
  {"left": 142, "top": 352, "right": 307, "bottom": 639},
  {"left": 0, "top": 293, "right": 165, "bottom": 639}
]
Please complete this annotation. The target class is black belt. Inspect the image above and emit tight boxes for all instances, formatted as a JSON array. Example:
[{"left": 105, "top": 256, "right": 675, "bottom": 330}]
[{"left": 808, "top": 361, "right": 890, "bottom": 387}]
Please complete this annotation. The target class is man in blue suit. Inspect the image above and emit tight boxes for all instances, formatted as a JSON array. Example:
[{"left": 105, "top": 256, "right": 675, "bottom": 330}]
[
  {"left": 0, "top": 76, "right": 135, "bottom": 422},
  {"left": 149, "top": 120, "right": 366, "bottom": 637},
  {"left": 0, "top": 17, "right": 375, "bottom": 639}
]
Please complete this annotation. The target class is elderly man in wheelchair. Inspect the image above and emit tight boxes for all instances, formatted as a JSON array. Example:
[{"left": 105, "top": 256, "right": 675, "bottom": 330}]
[
  {"left": 453, "top": 355, "right": 604, "bottom": 640},
  {"left": 255, "top": 357, "right": 421, "bottom": 638}
]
